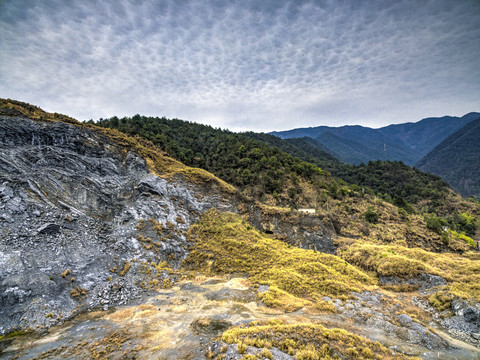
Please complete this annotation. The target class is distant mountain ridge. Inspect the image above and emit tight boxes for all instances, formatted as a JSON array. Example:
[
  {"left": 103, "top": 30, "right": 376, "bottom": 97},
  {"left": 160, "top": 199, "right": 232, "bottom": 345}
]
[
  {"left": 270, "top": 113, "right": 479, "bottom": 165},
  {"left": 417, "top": 116, "right": 480, "bottom": 199}
]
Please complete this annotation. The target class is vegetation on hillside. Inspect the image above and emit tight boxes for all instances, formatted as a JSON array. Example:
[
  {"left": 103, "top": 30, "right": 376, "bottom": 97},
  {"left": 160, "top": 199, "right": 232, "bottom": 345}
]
[
  {"left": 244, "top": 133, "right": 342, "bottom": 174},
  {"left": 417, "top": 117, "right": 480, "bottom": 200},
  {"left": 332, "top": 160, "right": 452, "bottom": 214},
  {"left": 184, "top": 209, "right": 375, "bottom": 311},
  {"left": 94, "top": 114, "right": 335, "bottom": 206},
  {"left": 338, "top": 240, "right": 480, "bottom": 301},
  {"left": 218, "top": 319, "right": 417, "bottom": 360},
  {"left": 186, "top": 210, "right": 480, "bottom": 308}
]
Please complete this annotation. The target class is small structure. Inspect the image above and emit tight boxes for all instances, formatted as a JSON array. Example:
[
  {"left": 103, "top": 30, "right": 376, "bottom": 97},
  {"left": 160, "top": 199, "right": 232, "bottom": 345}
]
[{"left": 298, "top": 208, "right": 316, "bottom": 214}]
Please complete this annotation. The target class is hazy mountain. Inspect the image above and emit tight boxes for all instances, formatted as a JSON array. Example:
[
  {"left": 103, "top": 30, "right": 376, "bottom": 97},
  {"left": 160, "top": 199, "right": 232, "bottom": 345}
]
[
  {"left": 315, "top": 130, "right": 419, "bottom": 165},
  {"left": 379, "top": 112, "right": 480, "bottom": 155},
  {"left": 417, "top": 115, "right": 480, "bottom": 199},
  {"left": 271, "top": 113, "right": 479, "bottom": 165}
]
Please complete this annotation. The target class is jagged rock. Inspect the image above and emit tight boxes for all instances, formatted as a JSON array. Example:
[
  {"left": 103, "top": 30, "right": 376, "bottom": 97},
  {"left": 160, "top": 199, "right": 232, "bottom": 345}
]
[
  {"left": 379, "top": 273, "right": 446, "bottom": 292},
  {"left": 247, "top": 204, "right": 336, "bottom": 254},
  {"left": 396, "top": 313, "right": 413, "bottom": 327},
  {"left": 37, "top": 223, "right": 61, "bottom": 235},
  {"left": 464, "top": 307, "right": 479, "bottom": 325},
  {"left": 0, "top": 116, "right": 237, "bottom": 335},
  {"left": 440, "top": 299, "right": 480, "bottom": 346}
]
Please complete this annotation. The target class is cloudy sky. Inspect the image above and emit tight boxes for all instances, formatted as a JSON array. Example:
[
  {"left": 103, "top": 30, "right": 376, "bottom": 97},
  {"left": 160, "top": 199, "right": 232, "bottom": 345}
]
[{"left": 1, "top": 0, "right": 479, "bottom": 132}]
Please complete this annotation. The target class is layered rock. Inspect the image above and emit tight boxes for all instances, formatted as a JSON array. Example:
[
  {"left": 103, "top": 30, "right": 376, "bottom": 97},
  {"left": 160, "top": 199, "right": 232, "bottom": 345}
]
[
  {"left": 247, "top": 204, "right": 336, "bottom": 254},
  {"left": 0, "top": 116, "right": 236, "bottom": 334}
]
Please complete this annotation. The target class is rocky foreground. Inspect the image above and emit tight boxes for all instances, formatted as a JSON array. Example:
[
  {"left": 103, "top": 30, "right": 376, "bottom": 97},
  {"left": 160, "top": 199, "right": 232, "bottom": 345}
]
[
  {"left": 2, "top": 277, "right": 480, "bottom": 360},
  {"left": 0, "top": 116, "right": 236, "bottom": 335}
]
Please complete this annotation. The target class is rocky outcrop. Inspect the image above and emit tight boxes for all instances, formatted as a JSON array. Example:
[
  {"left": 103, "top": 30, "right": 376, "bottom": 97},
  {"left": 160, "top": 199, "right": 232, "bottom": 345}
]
[
  {"left": 440, "top": 300, "right": 480, "bottom": 347},
  {"left": 0, "top": 116, "right": 236, "bottom": 335},
  {"left": 247, "top": 204, "right": 336, "bottom": 254}
]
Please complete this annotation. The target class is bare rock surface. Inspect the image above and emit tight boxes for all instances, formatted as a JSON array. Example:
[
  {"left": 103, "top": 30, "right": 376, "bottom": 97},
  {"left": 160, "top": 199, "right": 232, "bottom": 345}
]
[
  {"left": 247, "top": 204, "right": 336, "bottom": 254},
  {"left": 0, "top": 116, "right": 236, "bottom": 335}
]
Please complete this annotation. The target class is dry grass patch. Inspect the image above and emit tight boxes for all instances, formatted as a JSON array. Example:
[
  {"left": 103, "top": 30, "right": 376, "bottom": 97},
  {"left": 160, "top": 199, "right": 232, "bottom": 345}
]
[
  {"left": 338, "top": 241, "right": 480, "bottom": 301},
  {"left": 220, "top": 319, "right": 418, "bottom": 360},
  {"left": 184, "top": 209, "right": 375, "bottom": 310}
]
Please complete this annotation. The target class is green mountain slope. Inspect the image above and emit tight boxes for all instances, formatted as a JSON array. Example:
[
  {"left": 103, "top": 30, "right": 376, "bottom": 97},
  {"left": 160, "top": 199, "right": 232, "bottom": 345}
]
[
  {"left": 94, "top": 114, "right": 334, "bottom": 207},
  {"left": 243, "top": 133, "right": 342, "bottom": 173},
  {"left": 331, "top": 160, "right": 452, "bottom": 214},
  {"left": 271, "top": 113, "right": 479, "bottom": 165},
  {"left": 417, "top": 116, "right": 480, "bottom": 200}
]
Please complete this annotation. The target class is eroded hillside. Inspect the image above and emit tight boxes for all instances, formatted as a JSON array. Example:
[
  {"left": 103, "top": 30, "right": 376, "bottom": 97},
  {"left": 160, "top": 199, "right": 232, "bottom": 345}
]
[{"left": 0, "top": 105, "right": 237, "bottom": 336}]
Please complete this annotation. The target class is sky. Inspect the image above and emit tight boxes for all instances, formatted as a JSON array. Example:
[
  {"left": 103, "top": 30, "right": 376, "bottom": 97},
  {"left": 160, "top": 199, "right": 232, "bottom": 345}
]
[{"left": 0, "top": 0, "right": 479, "bottom": 132}]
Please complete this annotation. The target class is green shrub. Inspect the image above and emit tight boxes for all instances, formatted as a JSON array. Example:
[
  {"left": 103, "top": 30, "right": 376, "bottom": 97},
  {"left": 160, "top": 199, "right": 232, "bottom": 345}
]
[
  {"left": 424, "top": 214, "right": 447, "bottom": 234},
  {"left": 364, "top": 207, "right": 378, "bottom": 223}
]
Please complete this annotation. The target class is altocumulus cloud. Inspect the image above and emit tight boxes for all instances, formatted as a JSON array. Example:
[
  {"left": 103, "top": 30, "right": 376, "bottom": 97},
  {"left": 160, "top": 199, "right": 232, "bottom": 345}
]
[{"left": 0, "top": 0, "right": 479, "bottom": 131}]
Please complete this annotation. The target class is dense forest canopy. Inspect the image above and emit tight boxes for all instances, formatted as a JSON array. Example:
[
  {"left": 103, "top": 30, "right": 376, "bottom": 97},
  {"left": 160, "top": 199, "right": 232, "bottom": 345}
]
[
  {"left": 95, "top": 115, "right": 333, "bottom": 205},
  {"left": 95, "top": 115, "right": 472, "bottom": 217}
]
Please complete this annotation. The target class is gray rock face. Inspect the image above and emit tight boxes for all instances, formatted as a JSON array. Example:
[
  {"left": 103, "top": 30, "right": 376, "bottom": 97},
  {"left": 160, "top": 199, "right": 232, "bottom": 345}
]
[
  {"left": 0, "top": 116, "right": 236, "bottom": 335},
  {"left": 248, "top": 205, "right": 336, "bottom": 254},
  {"left": 334, "top": 292, "right": 449, "bottom": 350},
  {"left": 379, "top": 273, "right": 446, "bottom": 292},
  {"left": 441, "top": 299, "right": 480, "bottom": 346}
]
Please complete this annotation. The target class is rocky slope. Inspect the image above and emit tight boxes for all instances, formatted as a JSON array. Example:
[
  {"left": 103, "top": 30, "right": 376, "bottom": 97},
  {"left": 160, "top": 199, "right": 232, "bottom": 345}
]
[{"left": 0, "top": 115, "right": 237, "bottom": 335}]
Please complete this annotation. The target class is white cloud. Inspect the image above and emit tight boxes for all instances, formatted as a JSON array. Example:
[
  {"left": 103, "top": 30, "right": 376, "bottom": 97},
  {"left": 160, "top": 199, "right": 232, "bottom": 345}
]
[{"left": 0, "top": 0, "right": 479, "bottom": 131}]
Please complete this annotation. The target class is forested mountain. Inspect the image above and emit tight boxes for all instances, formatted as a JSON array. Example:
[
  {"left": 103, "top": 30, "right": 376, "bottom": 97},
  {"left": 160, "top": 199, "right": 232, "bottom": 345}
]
[
  {"left": 94, "top": 115, "right": 334, "bottom": 207},
  {"left": 270, "top": 113, "right": 479, "bottom": 165},
  {"left": 243, "top": 133, "right": 342, "bottom": 173},
  {"left": 94, "top": 114, "right": 474, "bottom": 219},
  {"left": 417, "top": 116, "right": 480, "bottom": 200},
  {"left": 331, "top": 161, "right": 453, "bottom": 214}
]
